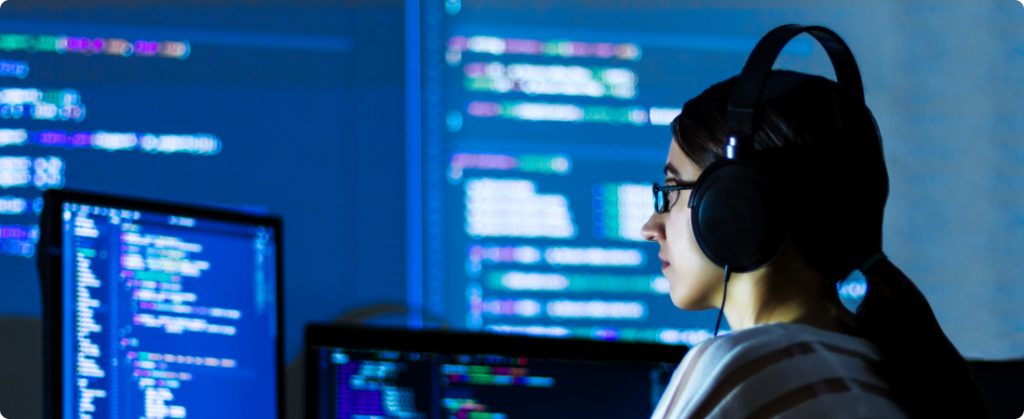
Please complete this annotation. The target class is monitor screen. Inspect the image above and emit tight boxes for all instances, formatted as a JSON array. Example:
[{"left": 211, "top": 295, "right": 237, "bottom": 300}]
[
  {"left": 407, "top": 0, "right": 1024, "bottom": 360},
  {"left": 407, "top": 0, "right": 847, "bottom": 346},
  {"left": 306, "top": 325, "right": 680, "bottom": 419},
  {"left": 40, "top": 189, "right": 282, "bottom": 419},
  {"left": 0, "top": 0, "right": 404, "bottom": 362}
]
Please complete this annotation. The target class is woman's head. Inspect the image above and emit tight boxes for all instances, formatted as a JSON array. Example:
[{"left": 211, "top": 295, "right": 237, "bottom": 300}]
[
  {"left": 644, "top": 69, "right": 986, "bottom": 417},
  {"left": 642, "top": 70, "right": 889, "bottom": 309}
]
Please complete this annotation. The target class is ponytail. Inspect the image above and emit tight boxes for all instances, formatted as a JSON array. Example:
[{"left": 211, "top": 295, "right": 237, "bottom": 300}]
[{"left": 856, "top": 256, "right": 988, "bottom": 418}]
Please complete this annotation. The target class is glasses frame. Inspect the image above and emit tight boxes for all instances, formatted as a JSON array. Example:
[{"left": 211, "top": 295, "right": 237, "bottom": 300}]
[{"left": 652, "top": 182, "right": 696, "bottom": 214}]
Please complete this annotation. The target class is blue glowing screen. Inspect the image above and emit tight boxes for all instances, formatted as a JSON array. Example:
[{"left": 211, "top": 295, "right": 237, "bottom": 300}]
[
  {"left": 0, "top": 1, "right": 404, "bottom": 361},
  {"left": 60, "top": 201, "right": 278, "bottom": 418},
  {"left": 409, "top": 0, "right": 852, "bottom": 346},
  {"left": 309, "top": 345, "right": 673, "bottom": 418},
  {"left": 408, "top": 0, "right": 1024, "bottom": 359},
  {"left": 0, "top": 0, "right": 1020, "bottom": 365}
]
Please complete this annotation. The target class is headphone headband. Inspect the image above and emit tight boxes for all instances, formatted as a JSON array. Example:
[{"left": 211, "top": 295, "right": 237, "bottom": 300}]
[{"left": 726, "top": 24, "right": 865, "bottom": 158}]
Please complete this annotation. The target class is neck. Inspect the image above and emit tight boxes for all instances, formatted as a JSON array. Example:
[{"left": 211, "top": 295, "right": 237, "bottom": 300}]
[{"left": 719, "top": 247, "right": 847, "bottom": 333}]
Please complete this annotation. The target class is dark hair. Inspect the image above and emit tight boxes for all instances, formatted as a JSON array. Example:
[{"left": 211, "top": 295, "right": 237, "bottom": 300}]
[{"left": 671, "top": 70, "right": 987, "bottom": 418}]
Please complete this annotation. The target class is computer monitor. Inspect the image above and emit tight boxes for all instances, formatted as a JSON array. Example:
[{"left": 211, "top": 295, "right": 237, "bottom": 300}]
[
  {"left": 38, "top": 189, "right": 284, "bottom": 419},
  {"left": 305, "top": 324, "right": 683, "bottom": 418}
]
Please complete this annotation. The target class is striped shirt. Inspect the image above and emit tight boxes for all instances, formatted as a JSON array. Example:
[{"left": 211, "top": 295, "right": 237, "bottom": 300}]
[{"left": 651, "top": 322, "right": 908, "bottom": 419}]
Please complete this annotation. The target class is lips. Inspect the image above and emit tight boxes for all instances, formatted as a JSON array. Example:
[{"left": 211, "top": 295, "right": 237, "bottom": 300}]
[{"left": 659, "top": 254, "right": 670, "bottom": 270}]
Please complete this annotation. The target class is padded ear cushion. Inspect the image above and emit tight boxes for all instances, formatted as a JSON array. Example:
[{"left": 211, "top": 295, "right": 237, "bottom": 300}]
[{"left": 688, "top": 160, "right": 788, "bottom": 272}]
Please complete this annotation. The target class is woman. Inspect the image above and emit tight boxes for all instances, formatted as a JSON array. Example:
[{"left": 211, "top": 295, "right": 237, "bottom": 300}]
[{"left": 641, "top": 39, "right": 987, "bottom": 418}]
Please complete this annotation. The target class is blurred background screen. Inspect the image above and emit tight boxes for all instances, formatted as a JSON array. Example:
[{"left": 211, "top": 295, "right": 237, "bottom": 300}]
[
  {"left": 0, "top": 0, "right": 405, "bottom": 361},
  {"left": 0, "top": 0, "right": 1021, "bottom": 362},
  {"left": 408, "top": 0, "right": 1024, "bottom": 360}
]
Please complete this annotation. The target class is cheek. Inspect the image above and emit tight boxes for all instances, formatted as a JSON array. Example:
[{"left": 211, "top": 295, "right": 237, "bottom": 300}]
[
  {"left": 664, "top": 209, "right": 701, "bottom": 266},
  {"left": 663, "top": 208, "right": 721, "bottom": 309}
]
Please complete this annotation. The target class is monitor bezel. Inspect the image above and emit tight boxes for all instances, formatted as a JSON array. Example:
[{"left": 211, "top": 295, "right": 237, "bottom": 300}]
[
  {"left": 303, "top": 324, "right": 688, "bottom": 419},
  {"left": 38, "top": 188, "right": 285, "bottom": 419}
]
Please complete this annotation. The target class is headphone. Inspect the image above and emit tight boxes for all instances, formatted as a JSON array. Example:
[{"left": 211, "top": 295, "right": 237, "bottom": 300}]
[{"left": 688, "top": 24, "right": 867, "bottom": 274}]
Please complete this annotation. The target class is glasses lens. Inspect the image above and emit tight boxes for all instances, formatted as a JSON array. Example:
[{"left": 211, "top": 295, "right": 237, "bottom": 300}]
[
  {"left": 653, "top": 183, "right": 667, "bottom": 213},
  {"left": 652, "top": 183, "right": 661, "bottom": 213}
]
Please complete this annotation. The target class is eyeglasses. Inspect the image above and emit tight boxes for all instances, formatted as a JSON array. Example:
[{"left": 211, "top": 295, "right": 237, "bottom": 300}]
[{"left": 652, "top": 181, "right": 695, "bottom": 214}]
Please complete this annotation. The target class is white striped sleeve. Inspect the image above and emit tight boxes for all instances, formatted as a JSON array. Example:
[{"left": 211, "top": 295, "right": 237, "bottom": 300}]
[{"left": 649, "top": 323, "right": 908, "bottom": 419}]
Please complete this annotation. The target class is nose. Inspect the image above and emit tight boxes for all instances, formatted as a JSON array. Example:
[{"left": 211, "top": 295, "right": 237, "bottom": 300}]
[{"left": 641, "top": 212, "right": 664, "bottom": 243}]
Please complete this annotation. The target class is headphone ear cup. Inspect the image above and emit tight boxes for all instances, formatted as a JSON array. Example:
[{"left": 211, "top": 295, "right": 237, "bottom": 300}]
[{"left": 689, "top": 160, "right": 788, "bottom": 272}]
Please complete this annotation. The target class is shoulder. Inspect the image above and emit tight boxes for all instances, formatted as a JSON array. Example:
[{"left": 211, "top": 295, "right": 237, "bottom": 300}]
[
  {"left": 691, "top": 323, "right": 891, "bottom": 399},
  {"left": 653, "top": 323, "right": 907, "bottom": 419},
  {"left": 695, "top": 322, "right": 883, "bottom": 368}
]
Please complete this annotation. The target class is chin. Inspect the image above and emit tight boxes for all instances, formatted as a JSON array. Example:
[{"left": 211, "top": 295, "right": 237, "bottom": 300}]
[
  {"left": 667, "top": 278, "right": 719, "bottom": 311},
  {"left": 668, "top": 291, "right": 707, "bottom": 311},
  {"left": 665, "top": 266, "right": 719, "bottom": 310}
]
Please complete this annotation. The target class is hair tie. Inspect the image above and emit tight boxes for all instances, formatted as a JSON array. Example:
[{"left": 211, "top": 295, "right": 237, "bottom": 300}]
[{"left": 859, "top": 252, "right": 887, "bottom": 272}]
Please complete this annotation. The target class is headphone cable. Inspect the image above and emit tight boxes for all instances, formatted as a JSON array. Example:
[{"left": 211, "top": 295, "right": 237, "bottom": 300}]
[{"left": 714, "top": 265, "right": 732, "bottom": 337}]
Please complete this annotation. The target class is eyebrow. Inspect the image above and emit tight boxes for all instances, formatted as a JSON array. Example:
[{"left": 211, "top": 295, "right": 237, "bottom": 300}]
[{"left": 664, "top": 162, "right": 698, "bottom": 183}]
